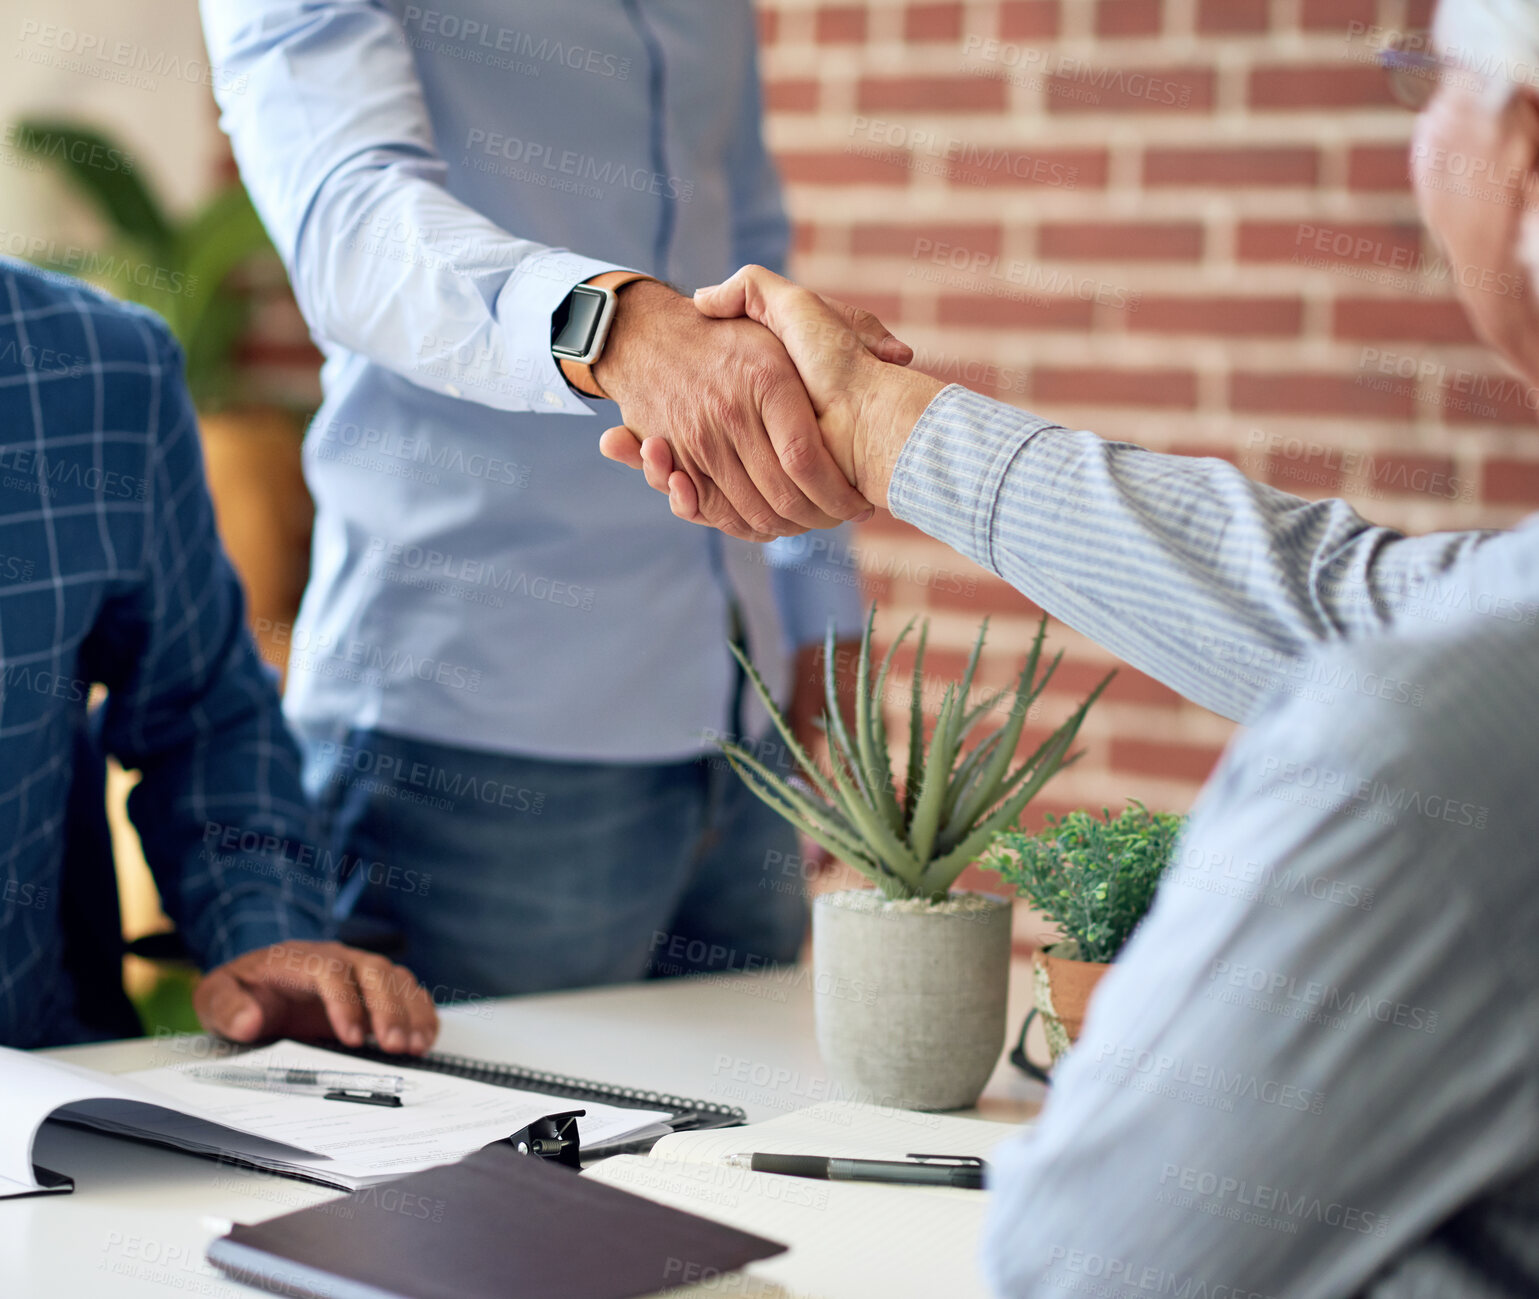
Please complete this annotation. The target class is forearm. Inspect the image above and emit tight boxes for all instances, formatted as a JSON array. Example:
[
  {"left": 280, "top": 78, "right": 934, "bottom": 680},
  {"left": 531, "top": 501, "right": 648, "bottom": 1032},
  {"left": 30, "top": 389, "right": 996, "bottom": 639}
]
[
  {"left": 201, "top": 0, "right": 617, "bottom": 414},
  {"left": 292, "top": 169, "right": 617, "bottom": 412},
  {"left": 128, "top": 685, "right": 333, "bottom": 970},
  {"left": 883, "top": 385, "right": 1496, "bottom": 723},
  {"left": 101, "top": 321, "right": 334, "bottom": 967}
]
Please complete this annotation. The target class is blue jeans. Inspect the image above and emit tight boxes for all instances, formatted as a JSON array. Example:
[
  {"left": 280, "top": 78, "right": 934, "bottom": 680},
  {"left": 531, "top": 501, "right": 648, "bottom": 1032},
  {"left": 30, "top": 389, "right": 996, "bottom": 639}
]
[{"left": 301, "top": 728, "right": 807, "bottom": 1003}]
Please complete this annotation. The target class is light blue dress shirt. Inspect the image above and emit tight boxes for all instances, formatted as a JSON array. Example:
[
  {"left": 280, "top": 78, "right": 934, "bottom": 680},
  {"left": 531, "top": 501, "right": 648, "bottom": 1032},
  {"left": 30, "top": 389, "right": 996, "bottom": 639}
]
[
  {"left": 892, "top": 386, "right": 1539, "bottom": 1299},
  {"left": 200, "top": 0, "right": 861, "bottom": 762}
]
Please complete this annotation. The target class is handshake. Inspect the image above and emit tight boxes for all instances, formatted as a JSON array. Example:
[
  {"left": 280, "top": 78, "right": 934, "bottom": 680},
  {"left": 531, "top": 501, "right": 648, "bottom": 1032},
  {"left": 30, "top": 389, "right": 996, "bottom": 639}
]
[{"left": 594, "top": 267, "right": 946, "bottom": 540}]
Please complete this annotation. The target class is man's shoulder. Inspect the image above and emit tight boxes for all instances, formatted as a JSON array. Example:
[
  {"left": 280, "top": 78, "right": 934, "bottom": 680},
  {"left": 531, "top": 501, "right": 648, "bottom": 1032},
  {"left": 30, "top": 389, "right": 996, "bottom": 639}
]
[
  {"left": 0, "top": 263, "right": 185, "bottom": 515},
  {"left": 1247, "top": 610, "right": 1539, "bottom": 852},
  {"left": 1315, "top": 607, "right": 1536, "bottom": 727},
  {"left": 0, "top": 259, "right": 178, "bottom": 374}
]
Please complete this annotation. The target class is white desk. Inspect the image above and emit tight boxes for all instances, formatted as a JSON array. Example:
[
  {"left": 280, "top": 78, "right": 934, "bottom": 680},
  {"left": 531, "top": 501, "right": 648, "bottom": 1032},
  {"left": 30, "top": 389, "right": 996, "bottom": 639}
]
[{"left": 9, "top": 965, "right": 1044, "bottom": 1299}]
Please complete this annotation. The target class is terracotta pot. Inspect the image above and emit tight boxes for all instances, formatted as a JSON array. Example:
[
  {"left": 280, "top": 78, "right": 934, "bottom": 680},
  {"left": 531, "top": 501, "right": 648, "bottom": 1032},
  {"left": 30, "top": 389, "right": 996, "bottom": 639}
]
[
  {"left": 1031, "top": 942, "right": 1112, "bottom": 1068},
  {"left": 812, "top": 889, "right": 1012, "bottom": 1111},
  {"left": 198, "top": 406, "right": 313, "bottom": 681}
]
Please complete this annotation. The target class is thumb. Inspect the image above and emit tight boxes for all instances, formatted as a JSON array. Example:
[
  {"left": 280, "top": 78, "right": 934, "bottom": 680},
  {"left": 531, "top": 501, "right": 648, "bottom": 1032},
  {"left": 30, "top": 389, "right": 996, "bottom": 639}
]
[
  {"left": 695, "top": 266, "right": 850, "bottom": 373},
  {"left": 693, "top": 263, "right": 794, "bottom": 331},
  {"left": 691, "top": 272, "right": 751, "bottom": 321},
  {"left": 193, "top": 965, "right": 266, "bottom": 1042},
  {"left": 598, "top": 424, "right": 644, "bottom": 470}
]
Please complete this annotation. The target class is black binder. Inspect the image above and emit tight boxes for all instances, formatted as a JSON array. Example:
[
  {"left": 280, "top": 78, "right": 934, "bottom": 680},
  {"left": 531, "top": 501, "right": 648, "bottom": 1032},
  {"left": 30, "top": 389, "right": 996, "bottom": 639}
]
[{"left": 208, "top": 1141, "right": 787, "bottom": 1299}]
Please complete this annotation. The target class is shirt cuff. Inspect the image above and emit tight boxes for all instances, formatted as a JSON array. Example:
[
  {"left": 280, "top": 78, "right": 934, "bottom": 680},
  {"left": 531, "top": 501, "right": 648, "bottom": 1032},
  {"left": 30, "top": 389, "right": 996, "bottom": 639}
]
[
  {"left": 186, "top": 897, "right": 333, "bottom": 973},
  {"left": 764, "top": 524, "right": 866, "bottom": 650},
  {"left": 886, "top": 384, "right": 1058, "bottom": 576},
  {"left": 494, "top": 248, "right": 637, "bottom": 415}
]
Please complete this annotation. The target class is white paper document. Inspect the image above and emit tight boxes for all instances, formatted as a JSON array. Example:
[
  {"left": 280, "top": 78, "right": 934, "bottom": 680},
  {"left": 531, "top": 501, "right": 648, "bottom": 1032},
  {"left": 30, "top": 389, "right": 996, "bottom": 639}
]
[
  {"left": 584, "top": 1101, "right": 1026, "bottom": 1299},
  {"left": 0, "top": 1040, "right": 668, "bottom": 1195}
]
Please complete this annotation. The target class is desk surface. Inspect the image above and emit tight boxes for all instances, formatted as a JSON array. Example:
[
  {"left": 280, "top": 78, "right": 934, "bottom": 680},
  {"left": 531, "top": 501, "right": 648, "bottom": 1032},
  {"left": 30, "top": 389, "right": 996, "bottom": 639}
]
[{"left": 10, "top": 965, "right": 1044, "bottom": 1299}]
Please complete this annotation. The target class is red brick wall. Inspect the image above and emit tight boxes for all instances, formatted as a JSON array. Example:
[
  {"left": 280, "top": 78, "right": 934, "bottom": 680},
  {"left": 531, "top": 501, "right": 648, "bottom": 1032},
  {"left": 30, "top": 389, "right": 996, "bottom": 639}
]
[
  {"left": 232, "top": 0, "right": 1532, "bottom": 842},
  {"left": 760, "top": 0, "right": 1529, "bottom": 832}
]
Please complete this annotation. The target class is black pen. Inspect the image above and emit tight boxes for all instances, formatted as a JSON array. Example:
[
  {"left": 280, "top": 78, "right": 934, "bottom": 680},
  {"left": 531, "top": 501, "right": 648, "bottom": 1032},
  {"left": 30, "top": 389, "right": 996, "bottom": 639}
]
[{"left": 725, "top": 1152, "right": 988, "bottom": 1190}]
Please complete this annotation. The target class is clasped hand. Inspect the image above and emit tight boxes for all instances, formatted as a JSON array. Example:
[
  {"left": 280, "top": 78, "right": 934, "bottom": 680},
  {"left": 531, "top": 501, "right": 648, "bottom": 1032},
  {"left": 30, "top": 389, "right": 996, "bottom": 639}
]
[{"left": 597, "top": 269, "right": 940, "bottom": 538}]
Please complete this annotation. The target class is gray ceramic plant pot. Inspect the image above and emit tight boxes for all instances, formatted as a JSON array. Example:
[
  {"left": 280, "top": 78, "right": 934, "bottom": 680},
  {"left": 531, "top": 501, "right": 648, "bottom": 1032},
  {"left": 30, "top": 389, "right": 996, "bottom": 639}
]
[{"left": 811, "top": 888, "right": 1013, "bottom": 1112}]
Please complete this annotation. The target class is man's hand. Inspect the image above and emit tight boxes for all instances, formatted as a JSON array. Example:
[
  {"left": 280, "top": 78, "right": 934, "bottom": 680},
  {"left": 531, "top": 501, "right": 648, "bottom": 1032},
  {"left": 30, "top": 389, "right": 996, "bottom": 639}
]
[
  {"left": 193, "top": 941, "right": 440, "bottom": 1055},
  {"left": 593, "top": 278, "right": 912, "bottom": 540},
  {"left": 599, "top": 267, "right": 942, "bottom": 526}
]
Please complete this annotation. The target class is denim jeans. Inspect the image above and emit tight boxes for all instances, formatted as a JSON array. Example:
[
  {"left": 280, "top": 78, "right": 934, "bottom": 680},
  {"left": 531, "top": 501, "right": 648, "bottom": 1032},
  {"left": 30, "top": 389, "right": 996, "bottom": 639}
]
[{"left": 301, "top": 727, "right": 807, "bottom": 1004}]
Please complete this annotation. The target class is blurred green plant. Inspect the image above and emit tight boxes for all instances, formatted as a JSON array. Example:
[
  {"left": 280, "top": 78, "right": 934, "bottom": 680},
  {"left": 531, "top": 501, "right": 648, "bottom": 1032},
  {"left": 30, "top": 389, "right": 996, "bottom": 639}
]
[
  {"left": 720, "top": 609, "right": 1113, "bottom": 903},
  {"left": 983, "top": 802, "right": 1185, "bottom": 963},
  {"left": 14, "top": 117, "right": 275, "bottom": 410},
  {"left": 130, "top": 964, "right": 202, "bottom": 1038}
]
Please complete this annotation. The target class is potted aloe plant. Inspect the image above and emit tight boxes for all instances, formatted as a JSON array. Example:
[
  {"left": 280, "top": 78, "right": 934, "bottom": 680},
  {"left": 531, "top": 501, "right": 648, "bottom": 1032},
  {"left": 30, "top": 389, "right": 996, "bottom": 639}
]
[
  {"left": 720, "top": 610, "right": 1110, "bottom": 1111},
  {"left": 984, "top": 803, "right": 1184, "bottom": 1076}
]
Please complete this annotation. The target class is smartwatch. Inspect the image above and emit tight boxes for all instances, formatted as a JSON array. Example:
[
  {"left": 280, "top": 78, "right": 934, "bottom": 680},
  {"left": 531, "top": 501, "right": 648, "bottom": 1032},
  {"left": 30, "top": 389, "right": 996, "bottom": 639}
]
[{"left": 552, "top": 269, "right": 656, "bottom": 399}]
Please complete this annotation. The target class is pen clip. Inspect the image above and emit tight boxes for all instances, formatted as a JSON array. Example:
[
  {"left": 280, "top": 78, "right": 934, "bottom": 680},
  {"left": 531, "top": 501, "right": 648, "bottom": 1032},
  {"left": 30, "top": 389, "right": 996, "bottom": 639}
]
[
  {"left": 325, "top": 1090, "right": 403, "bottom": 1107},
  {"left": 904, "top": 1154, "right": 985, "bottom": 1168}
]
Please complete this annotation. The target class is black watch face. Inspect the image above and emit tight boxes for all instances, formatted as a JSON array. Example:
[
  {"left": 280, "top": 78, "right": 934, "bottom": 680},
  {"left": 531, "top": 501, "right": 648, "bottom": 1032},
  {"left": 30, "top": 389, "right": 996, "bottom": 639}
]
[{"left": 552, "top": 285, "right": 606, "bottom": 358}]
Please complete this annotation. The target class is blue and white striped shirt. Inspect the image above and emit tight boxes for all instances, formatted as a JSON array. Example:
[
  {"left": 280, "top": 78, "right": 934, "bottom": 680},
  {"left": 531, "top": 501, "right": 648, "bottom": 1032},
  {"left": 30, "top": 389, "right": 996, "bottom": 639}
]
[
  {"left": 891, "top": 386, "right": 1539, "bottom": 1299},
  {"left": 0, "top": 263, "right": 330, "bottom": 1049}
]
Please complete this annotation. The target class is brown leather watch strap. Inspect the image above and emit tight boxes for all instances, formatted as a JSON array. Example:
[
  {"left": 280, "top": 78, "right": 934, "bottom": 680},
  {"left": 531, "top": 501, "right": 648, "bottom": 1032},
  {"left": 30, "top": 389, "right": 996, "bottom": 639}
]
[{"left": 557, "top": 269, "right": 657, "bottom": 400}]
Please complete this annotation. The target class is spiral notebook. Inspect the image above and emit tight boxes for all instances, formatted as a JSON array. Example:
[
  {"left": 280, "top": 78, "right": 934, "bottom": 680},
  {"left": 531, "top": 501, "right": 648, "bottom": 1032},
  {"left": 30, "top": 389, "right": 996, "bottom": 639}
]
[
  {"left": 1, "top": 1041, "right": 658, "bottom": 1195},
  {"left": 294, "top": 1042, "right": 748, "bottom": 1158}
]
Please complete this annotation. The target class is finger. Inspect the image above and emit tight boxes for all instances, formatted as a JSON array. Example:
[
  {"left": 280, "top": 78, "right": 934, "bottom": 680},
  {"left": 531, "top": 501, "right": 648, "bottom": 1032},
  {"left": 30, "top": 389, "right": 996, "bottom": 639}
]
[
  {"left": 669, "top": 416, "right": 804, "bottom": 539},
  {"left": 668, "top": 469, "right": 702, "bottom": 521},
  {"left": 193, "top": 966, "right": 265, "bottom": 1042},
  {"left": 754, "top": 375, "right": 872, "bottom": 523},
  {"left": 307, "top": 946, "right": 369, "bottom": 1047},
  {"left": 699, "top": 269, "right": 874, "bottom": 523},
  {"left": 832, "top": 299, "right": 914, "bottom": 367},
  {"left": 349, "top": 952, "right": 417, "bottom": 1054},
  {"left": 702, "top": 268, "right": 863, "bottom": 388},
  {"left": 622, "top": 429, "right": 765, "bottom": 539},
  {"left": 404, "top": 977, "right": 440, "bottom": 1054},
  {"left": 704, "top": 412, "right": 832, "bottom": 534},
  {"left": 694, "top": 265, "right": 807, "bottom": 344},
  {"left": 663, "top": 441, "right": 776, "bottom": 540},
  {"left": 639, "top": 437, "right": 675, "bottom": 494},
  {"left": 693, "top": 265, "right": 784, "bottom": 322},
  {"left": 599, "top": 424, "right": 645, "bottom": 470}
]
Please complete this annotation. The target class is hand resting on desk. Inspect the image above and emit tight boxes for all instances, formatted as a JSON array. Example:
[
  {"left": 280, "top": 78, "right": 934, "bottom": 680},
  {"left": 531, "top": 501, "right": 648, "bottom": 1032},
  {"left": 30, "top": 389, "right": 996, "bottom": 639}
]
[{"left": 193, "top": 941, "right": 439, "bottom": 1056}]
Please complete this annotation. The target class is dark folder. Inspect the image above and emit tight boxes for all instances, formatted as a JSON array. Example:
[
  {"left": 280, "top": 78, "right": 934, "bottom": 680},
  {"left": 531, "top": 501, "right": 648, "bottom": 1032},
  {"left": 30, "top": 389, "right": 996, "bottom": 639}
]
[{"left": 207, "top": 1142, "right": 787, "bottom": 1299}]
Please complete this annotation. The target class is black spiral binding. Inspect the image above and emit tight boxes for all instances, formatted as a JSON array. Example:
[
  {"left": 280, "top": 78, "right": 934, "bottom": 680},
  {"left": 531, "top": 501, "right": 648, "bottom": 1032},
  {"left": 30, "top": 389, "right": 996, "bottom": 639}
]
[{"left": 338, "top": 1044, "right": 747, "bottom": 1130}]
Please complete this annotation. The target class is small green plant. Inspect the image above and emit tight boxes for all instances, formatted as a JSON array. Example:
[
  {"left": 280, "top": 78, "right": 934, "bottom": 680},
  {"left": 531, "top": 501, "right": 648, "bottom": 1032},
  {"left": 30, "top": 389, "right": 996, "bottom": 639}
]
[
  {"left": 14, "top": 118, "right": 275, "bottom": 410},
  {"left": 984, "top": 802, "right": 1185, "bottom": 963},
  {"left": 720, "top": 609, "right": 1112, "bottom": 903}
]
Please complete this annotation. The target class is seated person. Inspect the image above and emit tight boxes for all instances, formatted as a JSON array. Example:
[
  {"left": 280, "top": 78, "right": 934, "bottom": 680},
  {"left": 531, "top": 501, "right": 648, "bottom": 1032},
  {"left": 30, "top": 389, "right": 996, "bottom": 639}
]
[
  {"left": 606, "top": 2, "right": 1539, "bottom": 1292},
  {"left": 0, "top": 260, "right": 436, "bottom": 1054}
]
